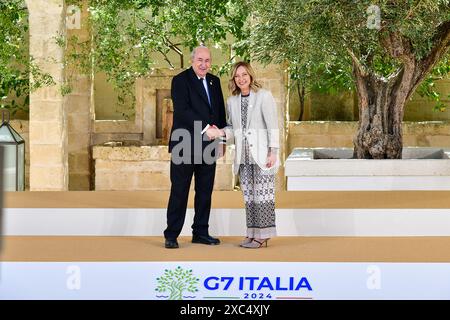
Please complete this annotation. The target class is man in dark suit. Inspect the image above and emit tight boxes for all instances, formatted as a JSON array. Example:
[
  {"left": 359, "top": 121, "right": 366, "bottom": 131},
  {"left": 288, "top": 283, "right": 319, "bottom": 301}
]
[{"left": 164, "top": 45, "right": 227, "bottom": 249}]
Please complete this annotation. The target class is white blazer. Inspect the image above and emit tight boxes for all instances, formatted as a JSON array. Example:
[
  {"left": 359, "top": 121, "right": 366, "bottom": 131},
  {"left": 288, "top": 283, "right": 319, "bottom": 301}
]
[{"left": 223, "top": 88, "right": 280, "bottom": 174}]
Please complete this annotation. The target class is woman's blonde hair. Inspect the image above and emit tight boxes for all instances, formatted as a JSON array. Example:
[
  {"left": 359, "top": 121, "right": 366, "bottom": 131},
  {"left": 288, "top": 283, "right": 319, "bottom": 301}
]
[{"left": 228, "top": 61, "right": 262, "bottom": 96}]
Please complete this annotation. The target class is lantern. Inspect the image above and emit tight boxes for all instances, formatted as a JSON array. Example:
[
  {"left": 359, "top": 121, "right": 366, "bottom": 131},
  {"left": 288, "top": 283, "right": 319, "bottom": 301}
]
[{"left": 0, "top": 109, "right": 25, "bottom": 191}]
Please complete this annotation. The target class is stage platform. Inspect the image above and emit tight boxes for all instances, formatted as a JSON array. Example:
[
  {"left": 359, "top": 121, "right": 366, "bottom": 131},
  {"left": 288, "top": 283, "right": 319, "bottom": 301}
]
[
  {"left": 1, "top": 235, "right": 450, "bottom": 300},
  {"left": 2, "top": 236, "right": 450, "bottom": 262},
  {"left": 2, "top": 191, "right": 450, "bottom": 300}
]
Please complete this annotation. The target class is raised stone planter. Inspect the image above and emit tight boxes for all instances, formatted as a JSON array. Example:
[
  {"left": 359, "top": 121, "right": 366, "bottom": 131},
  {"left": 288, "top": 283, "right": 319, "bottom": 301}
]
[
  {"left": 93, "top": 143, "right": 235, "bottom": 191},
  {"left": 285, "top": 147, "right": 450, "bottom": 191}
]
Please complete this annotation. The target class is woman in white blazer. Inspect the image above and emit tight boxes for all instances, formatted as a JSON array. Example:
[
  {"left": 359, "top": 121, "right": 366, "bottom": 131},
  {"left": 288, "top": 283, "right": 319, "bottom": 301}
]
[{"left": 210, "top": 61, "right": 280, "bottom": 248}]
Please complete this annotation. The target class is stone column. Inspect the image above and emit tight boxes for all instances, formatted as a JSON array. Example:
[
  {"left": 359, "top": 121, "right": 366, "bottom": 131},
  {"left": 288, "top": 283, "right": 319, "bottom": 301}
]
[
  {"left": 27, "top": 0, "right": 68, "bottom": 190},
  {"left": 252, "top": 62, "right": 288, "bottom": 191},
  {"left": 66, "top": 1, "right": 92, "bottom": 190}
]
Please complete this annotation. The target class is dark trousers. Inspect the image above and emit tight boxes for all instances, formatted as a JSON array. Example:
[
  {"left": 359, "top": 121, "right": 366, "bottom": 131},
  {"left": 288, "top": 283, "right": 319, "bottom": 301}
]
[{"left": 164, "top": 159, "right": 216, "bottom": 240}]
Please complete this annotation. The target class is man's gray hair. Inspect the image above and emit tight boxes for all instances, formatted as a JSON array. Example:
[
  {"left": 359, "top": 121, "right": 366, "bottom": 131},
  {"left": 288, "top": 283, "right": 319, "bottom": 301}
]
[{"left": 190, "top": 45, "right": 210, "bottom": 61}]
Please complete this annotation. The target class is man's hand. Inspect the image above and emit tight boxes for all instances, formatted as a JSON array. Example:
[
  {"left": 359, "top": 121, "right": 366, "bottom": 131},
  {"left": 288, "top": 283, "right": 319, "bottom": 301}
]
[
  {"left": 205, "top": 126, "right": 221, "bottom": 140},
  {"left": 206, "top": 125, "right": 225, "bottom": 140},
  {"left": 212, "top": 125, "right": 225, "bottom": 138}
]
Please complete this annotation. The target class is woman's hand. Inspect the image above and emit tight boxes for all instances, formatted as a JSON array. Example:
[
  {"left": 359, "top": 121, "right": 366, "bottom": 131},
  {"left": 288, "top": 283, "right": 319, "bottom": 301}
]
[
  {"left": 266, "top": 151, "right": 277, "bottom": 168},
  {"left": 217, "top": 143, "right": 226, "bottom": 159}
]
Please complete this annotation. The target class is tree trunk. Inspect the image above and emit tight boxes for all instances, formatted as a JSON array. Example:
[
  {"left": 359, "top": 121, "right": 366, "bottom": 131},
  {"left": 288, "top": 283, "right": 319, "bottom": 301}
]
[
  {"left": 353, "top": 70, "right": 411, "bottom": 159},
  {"left": 352, "top": 25, "right": 450, "bottom": 159},
  {"left": 297, "top": 82, "right": 305, "bottom": 121}
]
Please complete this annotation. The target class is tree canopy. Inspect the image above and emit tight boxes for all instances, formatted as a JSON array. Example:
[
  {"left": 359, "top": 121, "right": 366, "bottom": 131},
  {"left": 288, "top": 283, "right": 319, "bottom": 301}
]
[{"left": 2, "top": 0, "right": 449, "bottom": 123}]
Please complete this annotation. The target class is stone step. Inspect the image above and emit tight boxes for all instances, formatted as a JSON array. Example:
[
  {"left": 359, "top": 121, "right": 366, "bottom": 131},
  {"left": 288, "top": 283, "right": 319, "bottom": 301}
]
[
  {"left": 4, "top": 191, "right": 450, "bottom": 236},
  {"left": 5, "top": 207, "right": 450, "bottom": 237}
]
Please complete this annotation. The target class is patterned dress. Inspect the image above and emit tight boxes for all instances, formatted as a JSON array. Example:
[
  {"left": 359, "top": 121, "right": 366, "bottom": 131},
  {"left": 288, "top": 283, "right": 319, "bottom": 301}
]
[{"left": 239, "top": 94, "right": 276, "bottom": 239}]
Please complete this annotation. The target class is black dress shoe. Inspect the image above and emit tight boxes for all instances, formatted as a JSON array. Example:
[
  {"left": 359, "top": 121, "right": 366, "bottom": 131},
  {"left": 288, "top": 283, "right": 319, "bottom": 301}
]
[
  {"left": 192, "top": 234, "right": 220, "bottom": 245},
  {"left": 165, "top": 239, "right": 179, "bottom": 249}
]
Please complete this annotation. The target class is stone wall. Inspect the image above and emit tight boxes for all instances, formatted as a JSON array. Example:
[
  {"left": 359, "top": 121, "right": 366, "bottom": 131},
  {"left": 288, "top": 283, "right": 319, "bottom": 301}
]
[
  {"left": 93, "top": 145, "right": 235, "bottom": 191},
  {"left": 288, "top": 121, "right": 450, "bottom": 155}
]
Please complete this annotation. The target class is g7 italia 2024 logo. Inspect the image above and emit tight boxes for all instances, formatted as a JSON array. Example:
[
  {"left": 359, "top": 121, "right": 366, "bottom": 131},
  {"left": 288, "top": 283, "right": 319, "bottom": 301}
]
[{"left": 155, "top": 266, "right": 313, "bottom": 300}]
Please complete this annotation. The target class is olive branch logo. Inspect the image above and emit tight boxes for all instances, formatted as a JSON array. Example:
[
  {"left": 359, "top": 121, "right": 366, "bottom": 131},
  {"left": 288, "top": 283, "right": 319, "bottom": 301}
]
[{"left": 155, "top": 266, "right": 200, "bottom": 300}]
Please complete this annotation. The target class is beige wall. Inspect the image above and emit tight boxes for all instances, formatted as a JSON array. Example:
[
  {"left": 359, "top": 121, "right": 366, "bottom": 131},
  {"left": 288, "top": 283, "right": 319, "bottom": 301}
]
[
  {"left": 288, "top": 121, "right": 450, "bottom": 155},
  {"left": 289, "top": 78, "right": 450, "bottom": 122}
]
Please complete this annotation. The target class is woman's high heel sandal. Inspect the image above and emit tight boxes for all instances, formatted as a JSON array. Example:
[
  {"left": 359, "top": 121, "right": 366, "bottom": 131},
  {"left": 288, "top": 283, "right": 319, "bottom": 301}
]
[
  {"left": 239, "top": 237, "right": 253, "bottom": 246},
  {"left": 241, "top": 238, "right": 269, "bottom": 249}
]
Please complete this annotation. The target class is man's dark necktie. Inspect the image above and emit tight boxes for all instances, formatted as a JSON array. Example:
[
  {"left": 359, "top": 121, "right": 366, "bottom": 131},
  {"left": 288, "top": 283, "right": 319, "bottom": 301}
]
[{"left": 200, "top": 78, "right": 212, "bottom": 107}]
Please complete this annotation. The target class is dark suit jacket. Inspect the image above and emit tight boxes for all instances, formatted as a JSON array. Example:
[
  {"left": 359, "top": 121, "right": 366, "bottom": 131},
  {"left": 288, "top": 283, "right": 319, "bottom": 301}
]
[{"left": 168, "top": 67, "right": 227, "bottom": 155}]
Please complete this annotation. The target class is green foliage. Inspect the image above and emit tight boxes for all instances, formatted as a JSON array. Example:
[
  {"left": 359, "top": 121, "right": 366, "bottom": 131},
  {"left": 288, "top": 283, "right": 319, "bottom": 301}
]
[
  {"left": 417, "top": 57, "right": 450, "bottom": 111},
  {"left": 0, "top": 0, "right": 55, "bottom": 117}
]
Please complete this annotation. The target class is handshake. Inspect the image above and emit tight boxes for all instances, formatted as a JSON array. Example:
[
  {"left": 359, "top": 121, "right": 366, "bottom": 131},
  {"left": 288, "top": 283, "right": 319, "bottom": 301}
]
[
  {"left": 205, "top": 125, "right": 225, "bottom": 141},
  {"left": 205, "top": 125, "right": 226, "bottom": 158}
]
